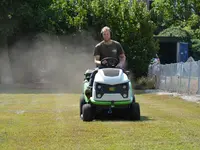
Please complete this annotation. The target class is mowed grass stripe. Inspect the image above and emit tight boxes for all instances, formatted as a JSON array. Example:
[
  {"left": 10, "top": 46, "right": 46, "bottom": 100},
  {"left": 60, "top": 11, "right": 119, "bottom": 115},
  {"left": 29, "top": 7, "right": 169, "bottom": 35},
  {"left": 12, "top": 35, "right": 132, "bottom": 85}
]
[
  {"left": 137, "top": 94, "right": 200, "bottom": 149},
  {"left": 0, "top": 93, "right": 200, "bottom": 150}
]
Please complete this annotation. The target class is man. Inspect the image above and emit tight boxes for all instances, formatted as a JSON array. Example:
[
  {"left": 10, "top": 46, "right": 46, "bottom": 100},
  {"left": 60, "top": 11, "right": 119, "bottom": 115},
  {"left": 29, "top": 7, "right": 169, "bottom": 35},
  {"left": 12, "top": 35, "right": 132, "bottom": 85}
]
[
  {"left": 85, "top": 26, "right": 126, "bottom": 97},
  {"left": 93, "top": 26, "right": 126, "bottom": 68}
]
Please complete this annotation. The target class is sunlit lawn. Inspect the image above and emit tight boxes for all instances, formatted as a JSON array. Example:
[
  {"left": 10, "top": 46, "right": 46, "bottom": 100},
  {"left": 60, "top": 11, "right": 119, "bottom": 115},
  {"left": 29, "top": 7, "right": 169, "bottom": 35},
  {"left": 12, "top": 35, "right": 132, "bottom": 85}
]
[{"left": 0, "top": 91, "right": 200, "bottom": 150}]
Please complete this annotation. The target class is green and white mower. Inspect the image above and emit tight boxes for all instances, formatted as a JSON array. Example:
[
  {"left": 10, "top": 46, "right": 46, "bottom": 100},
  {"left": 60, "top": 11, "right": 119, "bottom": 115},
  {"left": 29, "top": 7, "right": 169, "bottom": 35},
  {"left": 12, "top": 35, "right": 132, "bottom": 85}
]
[{"left": 80, "top": 57, "right": 140, "bottom": 121}]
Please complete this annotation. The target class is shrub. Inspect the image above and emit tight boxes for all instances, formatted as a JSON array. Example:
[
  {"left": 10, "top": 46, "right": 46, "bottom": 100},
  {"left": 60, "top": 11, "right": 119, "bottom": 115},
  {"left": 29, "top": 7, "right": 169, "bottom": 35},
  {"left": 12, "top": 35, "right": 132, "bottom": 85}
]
[{"left": 134, "top": 76, "right": 156, "bottom": 90}]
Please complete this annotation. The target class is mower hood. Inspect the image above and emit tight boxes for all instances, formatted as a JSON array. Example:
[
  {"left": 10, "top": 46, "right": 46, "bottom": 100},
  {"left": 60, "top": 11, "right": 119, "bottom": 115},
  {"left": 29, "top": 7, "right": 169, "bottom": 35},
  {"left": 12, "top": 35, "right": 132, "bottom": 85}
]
[{"left": 94, "top": 68, "right": 129, "bottom": 85}]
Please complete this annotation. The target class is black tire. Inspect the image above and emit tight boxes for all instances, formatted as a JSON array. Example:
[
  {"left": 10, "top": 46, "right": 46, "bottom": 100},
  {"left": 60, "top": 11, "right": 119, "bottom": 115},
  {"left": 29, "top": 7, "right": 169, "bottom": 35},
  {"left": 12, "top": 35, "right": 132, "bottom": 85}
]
[
  {"left": 80, "top": 95, "right": 86, "bottom": 116},
  {"left": 82, "top": 104, "right": 93, "bottom": 121},
  {"left": 130, "top": 102, "right": 140, "bottom": 121},
  {"left": 132, "top": 95, "right": 136, "bottom": 103}
]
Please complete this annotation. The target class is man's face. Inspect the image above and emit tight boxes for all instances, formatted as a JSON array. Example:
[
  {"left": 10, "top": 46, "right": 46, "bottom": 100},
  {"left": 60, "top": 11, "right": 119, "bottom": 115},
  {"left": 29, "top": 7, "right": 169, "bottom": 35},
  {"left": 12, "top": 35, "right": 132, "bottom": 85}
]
[{"left": 102, "top": 29, "right": 111, "bottom": 41}]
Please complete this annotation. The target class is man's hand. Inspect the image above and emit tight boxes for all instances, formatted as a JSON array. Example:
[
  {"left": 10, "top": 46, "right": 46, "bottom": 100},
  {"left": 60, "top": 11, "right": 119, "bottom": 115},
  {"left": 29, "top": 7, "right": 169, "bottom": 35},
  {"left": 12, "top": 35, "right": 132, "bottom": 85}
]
[
  {"left": 101, "top": 59, "right": 108, "bottom": 65},
  {"left": 116, "top": 63, "right": 123, "bottom": 68}
]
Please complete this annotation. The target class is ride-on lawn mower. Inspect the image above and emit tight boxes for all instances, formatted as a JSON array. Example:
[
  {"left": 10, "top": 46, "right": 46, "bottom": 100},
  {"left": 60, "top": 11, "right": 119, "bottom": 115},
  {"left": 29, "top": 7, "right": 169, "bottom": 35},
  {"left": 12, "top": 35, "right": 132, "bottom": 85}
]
[{"left": 80, "top": 57, "right": 140, "bottom": 121}]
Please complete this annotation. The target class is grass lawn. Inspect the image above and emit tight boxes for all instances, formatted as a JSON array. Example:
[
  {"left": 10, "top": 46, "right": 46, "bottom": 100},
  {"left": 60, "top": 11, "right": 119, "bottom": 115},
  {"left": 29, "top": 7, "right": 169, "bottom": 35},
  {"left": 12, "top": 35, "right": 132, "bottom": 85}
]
[{"left": 0, "top": 91, "right": 200, "bottom": 150}]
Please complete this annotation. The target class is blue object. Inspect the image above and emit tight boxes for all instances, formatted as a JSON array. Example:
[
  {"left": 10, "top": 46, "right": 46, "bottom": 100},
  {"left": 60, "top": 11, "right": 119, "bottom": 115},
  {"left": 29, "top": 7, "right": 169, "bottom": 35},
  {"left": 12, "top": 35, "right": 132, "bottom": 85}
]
[{"left": 177, "top": 42, "right": 188, "bottom": 62}]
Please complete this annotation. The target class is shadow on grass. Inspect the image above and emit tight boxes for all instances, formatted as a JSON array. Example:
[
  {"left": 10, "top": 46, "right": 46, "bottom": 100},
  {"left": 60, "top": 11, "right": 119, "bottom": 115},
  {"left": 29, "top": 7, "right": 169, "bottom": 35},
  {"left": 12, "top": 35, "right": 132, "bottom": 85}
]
[{"left": 94, "top": 114, "right": 153, "bottom": 122}]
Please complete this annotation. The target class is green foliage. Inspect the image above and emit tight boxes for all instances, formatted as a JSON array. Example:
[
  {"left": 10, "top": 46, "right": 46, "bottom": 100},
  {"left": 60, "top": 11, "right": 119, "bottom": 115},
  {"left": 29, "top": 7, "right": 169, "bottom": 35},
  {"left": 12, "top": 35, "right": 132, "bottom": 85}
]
[
  {"left": 158, "top": 26, "right": 192, "bottom": 42},
  {"left": 151, "top": 0, "right": 200, "bottom": 61},
  {"left": 151, "top": 0, "right": 200, "bottom": 36},
  {"left": 181, "top": 14, "right": 200, "bottom": 39},
  {"left": 0, "top": 0, "right": 52, "bottom": 36},
  {"left": 134, "top": 76, "right": 156, "bottom": 90},
  {"left": 194, "top": 28, "right": 200, "bottom": 39},
  {"left": 191, "top": 39, "right": 200, "bottom": 60},
  {"left": 0, "top": 0, "right": 159, "bottom": 78},
  {"left": 91, "top": 0, "right": 159, "bottom": 77},
  {"left": 48, "top": 0, "right": 89, "bottom": 34}
]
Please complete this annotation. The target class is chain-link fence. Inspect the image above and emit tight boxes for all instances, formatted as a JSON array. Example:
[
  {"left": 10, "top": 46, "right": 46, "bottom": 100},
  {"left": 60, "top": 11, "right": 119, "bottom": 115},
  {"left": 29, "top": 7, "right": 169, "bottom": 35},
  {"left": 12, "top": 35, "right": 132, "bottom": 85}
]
[{"left": 148, "top": 58, "right": 200, "bottom": 95}]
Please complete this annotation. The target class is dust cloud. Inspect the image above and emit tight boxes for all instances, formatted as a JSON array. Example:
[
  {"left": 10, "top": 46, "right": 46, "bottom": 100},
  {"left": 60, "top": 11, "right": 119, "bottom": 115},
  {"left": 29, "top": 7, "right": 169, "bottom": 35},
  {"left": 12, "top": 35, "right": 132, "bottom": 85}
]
[{"left": 0, "top": 31, "right": 98, "bottom": 93}]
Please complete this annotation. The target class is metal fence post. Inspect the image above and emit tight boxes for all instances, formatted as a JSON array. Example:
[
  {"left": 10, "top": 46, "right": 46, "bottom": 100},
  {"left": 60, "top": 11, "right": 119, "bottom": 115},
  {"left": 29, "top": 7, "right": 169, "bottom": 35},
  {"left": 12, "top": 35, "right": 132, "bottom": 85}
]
[
  {"left": 166, "top": 64, "right": 169, "bottom": 91},
  {"left": 177, "top": 63, "right": 179, "bottom": 93},
  {"left": 179, "top": 62, "right": 183, "bottom": 94},
  {"left": 163, "top": 65, "right": 165, "bottom": 90},
  {"left": 158, "top": 64, "right": 161, "bottom": 89},
  {"left": 197, "top": 61, "right": 200, "bottom": 94},
  {"left": 159, "top": 64, "right": 162, "bottom": 89},
  {"left": 188, "top": 61, "right": 192, "bottom": 95},
  {"left": 169, "top": 64, "right": 171, "bottom": 92},
  {"left": 170, "top": 64, "right": 173, "bottom": 92}
]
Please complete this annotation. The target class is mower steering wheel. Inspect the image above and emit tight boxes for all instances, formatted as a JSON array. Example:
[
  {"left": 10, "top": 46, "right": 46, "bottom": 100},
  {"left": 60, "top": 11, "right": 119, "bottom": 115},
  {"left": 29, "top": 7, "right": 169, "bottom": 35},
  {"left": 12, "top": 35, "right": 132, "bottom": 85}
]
[{"left": 101, "top": 57, "right": 119, "bottom": 68}]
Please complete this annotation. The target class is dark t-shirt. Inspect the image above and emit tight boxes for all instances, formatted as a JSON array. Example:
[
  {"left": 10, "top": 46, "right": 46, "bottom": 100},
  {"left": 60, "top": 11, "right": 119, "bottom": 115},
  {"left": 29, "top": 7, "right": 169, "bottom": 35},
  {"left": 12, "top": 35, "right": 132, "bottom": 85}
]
[{"left": 93, "top": 40, "right": 125, "bottom": 61}]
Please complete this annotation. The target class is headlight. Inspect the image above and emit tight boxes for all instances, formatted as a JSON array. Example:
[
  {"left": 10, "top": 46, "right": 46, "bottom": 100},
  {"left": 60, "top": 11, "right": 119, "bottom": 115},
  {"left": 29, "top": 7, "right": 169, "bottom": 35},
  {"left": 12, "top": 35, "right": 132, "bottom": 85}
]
[
  {"left": 96, "top": 83, "right": 103, "bottom": 91},
  {"left": 123, "top": 93, "right": 127, "bottom": 97},
  {"left": 121, "top": 82, "right": 129, "bottom": 91},
  {"left": 123, "top": 85, "right": 127, "bottom": 89},
  {"left": 122, "top": 93, "right": 128, "bottom": 98},
  {"left": 97, "top": 94, "right": 102, "bottom": 98}
]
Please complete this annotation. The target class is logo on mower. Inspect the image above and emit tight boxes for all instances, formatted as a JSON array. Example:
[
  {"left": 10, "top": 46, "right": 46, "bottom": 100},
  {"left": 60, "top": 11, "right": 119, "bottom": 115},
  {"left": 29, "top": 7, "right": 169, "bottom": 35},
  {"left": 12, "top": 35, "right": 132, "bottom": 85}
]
[{"left": 109, "top": 87, "right": 116, "bottom": 92}]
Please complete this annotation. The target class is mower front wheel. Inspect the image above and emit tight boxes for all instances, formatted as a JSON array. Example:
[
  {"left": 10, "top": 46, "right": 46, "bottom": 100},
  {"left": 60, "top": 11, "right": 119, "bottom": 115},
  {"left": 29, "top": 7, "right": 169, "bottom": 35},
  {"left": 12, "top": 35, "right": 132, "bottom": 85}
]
[
  {"left": 82, "top": 104, "right": 94, "bottom": 121},
  {"left": 130, "top": 102, "right": 140, "bottom": 121}
]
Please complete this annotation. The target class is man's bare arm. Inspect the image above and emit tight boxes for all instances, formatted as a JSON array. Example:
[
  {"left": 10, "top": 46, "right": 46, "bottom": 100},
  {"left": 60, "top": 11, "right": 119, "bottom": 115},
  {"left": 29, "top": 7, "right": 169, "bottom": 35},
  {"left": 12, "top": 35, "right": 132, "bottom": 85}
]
[
  {"left": 118, "top": 53, "right": 126, "bottom": 67},
  {"left": 94, "top": 55, "right": 101, "bottom": 66}
]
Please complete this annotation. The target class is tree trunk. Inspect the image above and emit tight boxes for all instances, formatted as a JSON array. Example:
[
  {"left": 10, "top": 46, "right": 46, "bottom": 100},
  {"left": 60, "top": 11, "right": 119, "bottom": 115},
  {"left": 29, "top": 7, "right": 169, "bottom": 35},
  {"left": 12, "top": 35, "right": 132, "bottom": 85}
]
[{"left": 0, "top": 36, "right": 14, "bottom": 84}]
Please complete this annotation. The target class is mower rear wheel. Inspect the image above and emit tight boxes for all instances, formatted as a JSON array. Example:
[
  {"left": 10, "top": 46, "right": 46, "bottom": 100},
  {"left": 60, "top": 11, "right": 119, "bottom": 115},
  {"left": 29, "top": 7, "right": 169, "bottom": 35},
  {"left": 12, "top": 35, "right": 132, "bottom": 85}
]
[{"left": 80, "top": 95, "right": 86, "bottom": 117}]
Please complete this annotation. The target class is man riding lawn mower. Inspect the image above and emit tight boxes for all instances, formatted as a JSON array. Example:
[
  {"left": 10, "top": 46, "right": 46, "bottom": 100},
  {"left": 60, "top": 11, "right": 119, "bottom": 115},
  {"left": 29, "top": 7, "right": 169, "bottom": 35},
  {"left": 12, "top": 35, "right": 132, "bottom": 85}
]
[{"left": 80, "top": 26, "right": 140, "bottom": 121}]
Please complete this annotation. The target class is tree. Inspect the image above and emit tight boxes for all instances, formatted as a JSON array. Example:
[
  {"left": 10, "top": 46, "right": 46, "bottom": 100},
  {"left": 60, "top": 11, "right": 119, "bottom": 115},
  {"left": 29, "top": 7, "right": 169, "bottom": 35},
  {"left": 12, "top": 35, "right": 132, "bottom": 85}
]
[
  {"left": 90, "top": 0, "right": 159, "bottom": 78},
  {"left": 0, "top": 0, "right": 52, "bottom": 83},
  {"left": 150, "top": 0, "right": 200, "bottom": 35},
  {"left": 191, "top": 39, "right": 200, "bottom": 60},
  {"left": 0, "top": 0, "right": 160, "bottom": 82}
]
